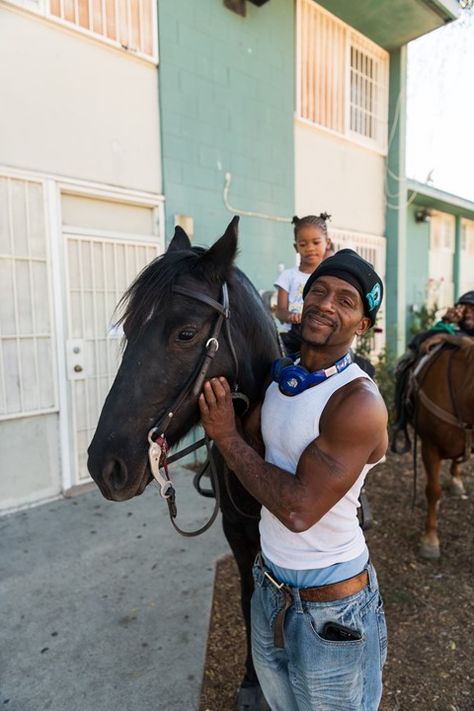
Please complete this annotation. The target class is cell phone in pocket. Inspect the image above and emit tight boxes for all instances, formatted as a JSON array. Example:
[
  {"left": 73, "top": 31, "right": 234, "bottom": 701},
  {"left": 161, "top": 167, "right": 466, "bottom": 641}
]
[{"left": 321, "top": 621, "right": 362, "bottom": 642}]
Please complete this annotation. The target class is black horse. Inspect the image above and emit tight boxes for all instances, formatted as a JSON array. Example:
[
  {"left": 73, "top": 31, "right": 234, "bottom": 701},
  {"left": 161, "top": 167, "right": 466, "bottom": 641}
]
[{"left": 87, "top": 217, "right": 279, "bottom": 710}]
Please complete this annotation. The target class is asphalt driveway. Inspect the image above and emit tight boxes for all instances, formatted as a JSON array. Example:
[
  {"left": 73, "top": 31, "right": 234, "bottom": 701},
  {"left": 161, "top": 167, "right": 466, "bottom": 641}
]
[{"left": 0, "top": 467, "right": 229, "bottom": 711}]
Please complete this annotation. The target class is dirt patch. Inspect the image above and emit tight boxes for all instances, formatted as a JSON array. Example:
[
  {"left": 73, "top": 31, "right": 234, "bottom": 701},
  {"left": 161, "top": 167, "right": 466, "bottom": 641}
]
[{"left": 199, "top": 452, "right": 474, "bottom": 711}]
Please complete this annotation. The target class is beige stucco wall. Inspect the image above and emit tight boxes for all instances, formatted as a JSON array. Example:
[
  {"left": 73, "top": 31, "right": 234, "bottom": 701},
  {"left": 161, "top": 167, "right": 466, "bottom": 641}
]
[
  {"left": 295, "top": 120, "right": 386, "bottom": 236},
  {"left": 0, "top": 4, "right": 161, "bottom": 193},
  {"left": 0, "top": 414, "right": 61, "bottom": 510}
]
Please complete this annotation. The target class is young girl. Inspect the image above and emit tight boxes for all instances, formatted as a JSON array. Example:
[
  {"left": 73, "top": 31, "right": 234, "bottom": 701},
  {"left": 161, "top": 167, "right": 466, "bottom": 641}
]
[{"left": 275, "top": 213, "right": 331, "bottom": 353}]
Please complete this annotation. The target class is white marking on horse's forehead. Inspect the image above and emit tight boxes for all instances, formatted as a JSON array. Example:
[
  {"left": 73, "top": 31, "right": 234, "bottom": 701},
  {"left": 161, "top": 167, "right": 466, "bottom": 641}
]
[{"left": 143, "top": 309, "right": 155, "bottom": 325}]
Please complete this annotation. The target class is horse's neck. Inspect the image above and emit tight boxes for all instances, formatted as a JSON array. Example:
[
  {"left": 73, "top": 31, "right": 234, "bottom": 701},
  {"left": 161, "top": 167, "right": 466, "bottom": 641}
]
[{"left": 230, "top": 275, "right": 280, "bottom": 401}]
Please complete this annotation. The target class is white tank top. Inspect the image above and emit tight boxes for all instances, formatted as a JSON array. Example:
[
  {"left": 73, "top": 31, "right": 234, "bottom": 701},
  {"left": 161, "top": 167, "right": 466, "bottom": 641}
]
[{"left": 260, "top": 362, "right": 379, "bottom": 570}]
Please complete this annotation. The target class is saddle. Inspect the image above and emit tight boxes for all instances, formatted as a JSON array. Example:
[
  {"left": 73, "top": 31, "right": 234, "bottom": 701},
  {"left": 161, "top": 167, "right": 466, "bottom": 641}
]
[
  {"left": 390, "top": 345, "right": 443, "bottom": 454},
  {"left": 391, "top": 342, "right": 473, "bottom": 463}
]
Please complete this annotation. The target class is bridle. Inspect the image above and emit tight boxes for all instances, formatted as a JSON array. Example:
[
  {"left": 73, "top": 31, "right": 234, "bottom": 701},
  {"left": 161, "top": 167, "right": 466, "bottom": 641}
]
[{"left": 146, "top": 281, "right": 249, "bottom": 537}]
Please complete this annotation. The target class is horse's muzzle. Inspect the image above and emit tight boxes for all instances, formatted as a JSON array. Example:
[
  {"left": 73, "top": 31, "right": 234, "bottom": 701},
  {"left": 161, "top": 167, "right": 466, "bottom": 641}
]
[{"left": 87, "top": 448, "right": 149, "bottom": 501}]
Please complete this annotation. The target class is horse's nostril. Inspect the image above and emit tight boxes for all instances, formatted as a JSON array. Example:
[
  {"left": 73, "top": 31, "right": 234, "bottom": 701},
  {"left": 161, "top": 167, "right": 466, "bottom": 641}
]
[{"left": 103, "top": 458, "right": 129, "bottom": 491}]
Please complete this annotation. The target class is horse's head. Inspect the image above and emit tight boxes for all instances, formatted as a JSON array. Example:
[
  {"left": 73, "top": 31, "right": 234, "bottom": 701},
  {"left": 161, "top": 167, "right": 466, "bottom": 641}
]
[{"left": 87, "top": 217, "right": 278, "bottom": 501}]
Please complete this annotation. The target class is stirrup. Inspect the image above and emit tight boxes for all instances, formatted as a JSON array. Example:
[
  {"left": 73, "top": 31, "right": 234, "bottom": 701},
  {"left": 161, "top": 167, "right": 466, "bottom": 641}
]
[{"left": 390, "top": 423, "right": 411, "bottom": 454}]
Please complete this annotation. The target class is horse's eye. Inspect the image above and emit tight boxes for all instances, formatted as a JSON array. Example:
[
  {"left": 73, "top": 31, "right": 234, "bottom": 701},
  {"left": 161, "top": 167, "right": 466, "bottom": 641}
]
[{"left": 177, "top": 328, "right": 197, "bottom": 341}]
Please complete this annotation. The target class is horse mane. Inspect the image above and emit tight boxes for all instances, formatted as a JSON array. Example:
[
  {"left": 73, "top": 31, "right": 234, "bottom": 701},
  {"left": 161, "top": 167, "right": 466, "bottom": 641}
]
[
  {"left": 117, "top": 247, "right": 225, "bottom": 341},
  {"left": 115, "top": 246, "right": 276, "bottom": 371}
]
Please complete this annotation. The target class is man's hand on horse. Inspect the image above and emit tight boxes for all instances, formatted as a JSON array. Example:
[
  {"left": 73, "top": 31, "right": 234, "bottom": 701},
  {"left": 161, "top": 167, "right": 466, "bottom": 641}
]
[
  {"left": 199, "top": 377, "right": 238, "bottom": 444},
  {"left": 420, "top": 333, "right": 447, "bottom": 354}
]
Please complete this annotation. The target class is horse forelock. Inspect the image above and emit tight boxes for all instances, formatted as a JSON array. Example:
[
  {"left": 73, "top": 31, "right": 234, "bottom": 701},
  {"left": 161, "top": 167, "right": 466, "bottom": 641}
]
[
  {"left": 114, "top": 244, "right": 278, "bottom": 399},
  {"left": 117, "top": 248, "right": 208, "bottom": 341}
]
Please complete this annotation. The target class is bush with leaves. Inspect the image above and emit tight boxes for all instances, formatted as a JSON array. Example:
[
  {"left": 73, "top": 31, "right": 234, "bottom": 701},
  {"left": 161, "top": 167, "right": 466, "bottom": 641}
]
[
  {"left": 374, "top": 346, "right": 397, "bottom": 426},
  {"left": 409, "top": 301, "right": 440, "bottom": 336}
]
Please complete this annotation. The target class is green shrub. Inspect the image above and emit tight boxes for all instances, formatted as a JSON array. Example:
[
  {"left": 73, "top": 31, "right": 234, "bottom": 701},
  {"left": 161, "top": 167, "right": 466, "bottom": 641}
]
[
  {"left": 354, "top": 329, "right": 373, "bottom": 361},
  {"left": 409, "top": 301, "right": 439, "bottom": 335},
  {"left": 374, "top": 346, "right": 397, "bottom": 426}
]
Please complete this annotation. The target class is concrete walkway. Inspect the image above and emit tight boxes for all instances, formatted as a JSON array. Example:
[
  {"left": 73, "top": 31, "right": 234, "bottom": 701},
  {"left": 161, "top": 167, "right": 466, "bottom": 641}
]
[{"left": 0, "top": 468, "right": 230, "bottom": 711}]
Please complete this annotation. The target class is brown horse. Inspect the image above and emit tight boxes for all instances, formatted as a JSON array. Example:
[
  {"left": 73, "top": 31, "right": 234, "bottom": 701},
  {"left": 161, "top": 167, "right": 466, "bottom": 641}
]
[{"left": 405, "top": 341, "right": 474, "bottom": 559}]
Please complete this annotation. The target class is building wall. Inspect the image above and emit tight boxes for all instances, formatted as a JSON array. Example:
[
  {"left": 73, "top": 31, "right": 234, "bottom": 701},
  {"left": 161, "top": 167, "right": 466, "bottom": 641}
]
[
  {"left": 0, "top": 414, "right": 61, "bottom": 509},
  {"left": 405, "top": 203, "right": 430, "bottom": 335},
  {"left": 295, "top": 124, "right": 386, "bottom": 236},
  {"left": 157, "top": 0, "right": 295, "bottom": 290},
  {"left": 0, "top": 5, "right": 162, "bottom": 193},
  {"left": 0, "top": 4, "right": 163, "bottom": 512}
]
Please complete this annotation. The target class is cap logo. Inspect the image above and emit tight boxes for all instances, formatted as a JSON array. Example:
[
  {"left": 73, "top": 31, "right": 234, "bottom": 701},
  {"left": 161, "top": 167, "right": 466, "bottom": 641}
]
[{"left": 366, "top": 283, "right": 381, "bottom": 312}]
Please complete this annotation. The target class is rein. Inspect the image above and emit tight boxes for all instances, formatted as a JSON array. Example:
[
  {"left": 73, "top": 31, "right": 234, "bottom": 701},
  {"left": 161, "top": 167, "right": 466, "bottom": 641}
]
[{"left": 146, "top": 281, "right": 249, "bottom": 537}]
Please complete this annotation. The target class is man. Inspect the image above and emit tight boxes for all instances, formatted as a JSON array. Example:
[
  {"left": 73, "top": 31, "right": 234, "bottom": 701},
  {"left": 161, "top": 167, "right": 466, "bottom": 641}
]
[
  {"left": 420, "top": 289, "right": 474, "bottom": 353},
  {"left": 199, "top": 250, "right": 388, "bottom": 710}
]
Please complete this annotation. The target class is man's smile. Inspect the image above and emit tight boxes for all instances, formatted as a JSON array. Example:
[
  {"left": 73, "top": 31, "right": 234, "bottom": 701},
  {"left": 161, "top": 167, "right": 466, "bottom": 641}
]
[{"left": 303, "top": 309, "right": 336, "bottom": 329}]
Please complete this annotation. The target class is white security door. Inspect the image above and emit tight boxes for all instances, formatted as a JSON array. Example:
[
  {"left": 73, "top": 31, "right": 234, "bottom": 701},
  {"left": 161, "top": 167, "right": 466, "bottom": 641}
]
[
  {"left": 63, "top": 194, "right": 161, "bottom": 487},
  {"left": 428, "top": 211, "right": 455, "bottom": 310}
]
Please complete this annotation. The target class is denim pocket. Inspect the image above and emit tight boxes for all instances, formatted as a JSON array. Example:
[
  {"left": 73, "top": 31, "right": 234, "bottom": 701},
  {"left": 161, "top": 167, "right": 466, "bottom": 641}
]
[
  {"left": 304, "top": 610, "right": 365, "bottom": 647},
  {"left": 294, "top": 604, "right": 367, "bottom": 706},
  {"left": 302, "top": 592, "right": 367, "bottom": 648}
]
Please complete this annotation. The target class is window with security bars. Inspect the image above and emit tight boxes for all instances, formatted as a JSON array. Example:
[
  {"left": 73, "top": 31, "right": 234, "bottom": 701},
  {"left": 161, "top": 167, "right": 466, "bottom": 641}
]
[
  {"left": 297, "top": 0, "right": 389, "bottom": 153},
  {"left": 329, "top": 227, "right": 386, "bottom": 354},
  {"left": 48, "top": 0, "right": 155, "bottom": 59},
  {"left": 0, "top": 177, "right": 56, "bottom": 419},
  {"left": 4, "top": 0, "right": 156, "bottom": 62}
]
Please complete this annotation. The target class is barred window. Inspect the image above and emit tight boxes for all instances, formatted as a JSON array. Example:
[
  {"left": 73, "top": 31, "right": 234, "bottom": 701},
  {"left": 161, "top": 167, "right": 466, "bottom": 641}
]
[
  {"left": 329, "top": 228, "right": 386, "bottom": 354},
  {"left": 48, "top": 0, "right": 155, "bottom": 59},
  {"left": 4, "top": 0, "right": 156, "bottom": 62},
  {"left": 0, "top": 177, "right": 56, "bottom": 419},
  {"left": 297, "top": 0, "right": 389, "bottom": 153}
]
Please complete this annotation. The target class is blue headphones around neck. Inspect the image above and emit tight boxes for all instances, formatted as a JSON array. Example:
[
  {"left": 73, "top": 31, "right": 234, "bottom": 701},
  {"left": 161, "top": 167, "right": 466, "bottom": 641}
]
[{"left": 272, "top": 351, "right": 353, "bottom": 396}]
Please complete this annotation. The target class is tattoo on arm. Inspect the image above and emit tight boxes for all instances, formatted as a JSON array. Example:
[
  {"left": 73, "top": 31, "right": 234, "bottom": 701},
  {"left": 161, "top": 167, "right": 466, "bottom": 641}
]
[{"left": 303, "top": 440, "right": 345, "bottom": 478}]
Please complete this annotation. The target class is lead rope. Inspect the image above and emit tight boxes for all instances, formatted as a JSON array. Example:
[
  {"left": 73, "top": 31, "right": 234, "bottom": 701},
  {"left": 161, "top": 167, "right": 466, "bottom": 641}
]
[{"left": 148, "top": 430, "right": 221, "bottom": 537}]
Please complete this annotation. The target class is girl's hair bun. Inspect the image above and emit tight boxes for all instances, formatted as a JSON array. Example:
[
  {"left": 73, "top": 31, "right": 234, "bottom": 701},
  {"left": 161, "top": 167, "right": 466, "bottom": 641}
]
[
  {"left": 319, "top": 212, "right": 331, "bottom": 222},
  {"left": 291, "top": 215, "right": 300, "bottom": 225}
]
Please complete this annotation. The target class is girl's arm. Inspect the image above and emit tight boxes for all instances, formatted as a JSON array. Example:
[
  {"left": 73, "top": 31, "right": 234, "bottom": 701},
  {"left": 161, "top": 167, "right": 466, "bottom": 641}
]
[{"left": 275, "top": 287, "right": 301, "bottom": 324}]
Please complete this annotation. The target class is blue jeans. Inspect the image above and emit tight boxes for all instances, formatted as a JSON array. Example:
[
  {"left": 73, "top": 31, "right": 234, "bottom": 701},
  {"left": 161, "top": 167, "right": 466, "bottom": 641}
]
[{"left": 251, "top": 559, "right": 387, "bottom": 710}]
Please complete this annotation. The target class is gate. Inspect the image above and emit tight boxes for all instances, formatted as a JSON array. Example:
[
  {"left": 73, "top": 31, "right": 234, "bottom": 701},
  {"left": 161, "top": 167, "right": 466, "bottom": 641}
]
[{"left": 65, "top": 231, "right": 159, "bottom": 485}]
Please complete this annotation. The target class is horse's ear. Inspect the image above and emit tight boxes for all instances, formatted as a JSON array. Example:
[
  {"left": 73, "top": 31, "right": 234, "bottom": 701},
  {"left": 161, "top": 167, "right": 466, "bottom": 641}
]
[
  {"left": 167, "top": 226, "right": 192, "bottom": 252},
  {"left": 199, "top": 216, "right": 239, "bottom": 278}
]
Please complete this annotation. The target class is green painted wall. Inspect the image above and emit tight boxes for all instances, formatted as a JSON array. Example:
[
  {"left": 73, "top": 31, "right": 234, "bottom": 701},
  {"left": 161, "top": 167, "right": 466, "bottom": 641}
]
[
  {"left": 385, "top": 46, "right": 407, "bottom": 356},
  {"left": 157, "top": 0, "right": 295, "bottom": 291},
  {"left": 405, "top": 203, "right": 430, "bottom": 336}
]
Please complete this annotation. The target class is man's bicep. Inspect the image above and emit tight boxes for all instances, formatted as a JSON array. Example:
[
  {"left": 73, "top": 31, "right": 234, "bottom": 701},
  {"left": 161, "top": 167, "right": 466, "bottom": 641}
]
[
  {"left": 297, "top": 434, "right": 367, "bottom": 494},
  {"left": 297, "top": 391, "right": 386, "bottom": 488},
  {"left": 292, "top": 439, "right": 362, "bottom": 529}
]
